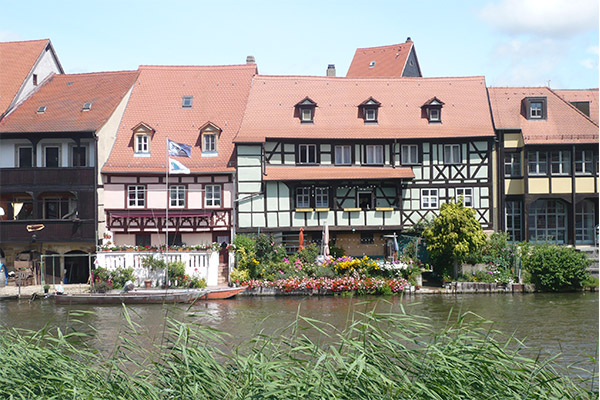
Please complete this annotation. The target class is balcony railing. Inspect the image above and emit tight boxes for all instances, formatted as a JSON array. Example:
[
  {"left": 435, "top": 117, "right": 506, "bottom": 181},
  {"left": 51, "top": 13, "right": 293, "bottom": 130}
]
[
  {"left": 0, "top": 167, "right": 95, "bottom": 188},
  {"left": 0, "top": 219, "right": 96, "bottom": 243},
  {"left": 106, "top": 208, "right": 231, "bottom": 232}
]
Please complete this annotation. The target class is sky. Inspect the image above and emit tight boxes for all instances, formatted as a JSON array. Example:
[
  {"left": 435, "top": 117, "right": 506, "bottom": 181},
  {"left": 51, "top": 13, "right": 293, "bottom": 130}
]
[{"left": 1, "top": 0, "right": 598, "bottom": 89}]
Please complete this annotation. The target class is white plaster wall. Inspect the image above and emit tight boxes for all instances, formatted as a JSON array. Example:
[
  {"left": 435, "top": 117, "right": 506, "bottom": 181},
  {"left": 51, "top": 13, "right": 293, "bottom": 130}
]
[
  {"left": 11, "top": 47, "right": 62, "bottom": 109},
  {"left": 104, "top": 184, "right": 126, "bottom": 209}
]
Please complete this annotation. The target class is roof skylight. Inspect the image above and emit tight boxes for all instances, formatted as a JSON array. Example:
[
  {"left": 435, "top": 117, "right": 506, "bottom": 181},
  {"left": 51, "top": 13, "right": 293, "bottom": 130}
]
[
  {"left": 82, "top": 103, "right": 92, "bottom": 111},
  {"left": 37, "top": 106, "right": 46, "bottom": 113}
]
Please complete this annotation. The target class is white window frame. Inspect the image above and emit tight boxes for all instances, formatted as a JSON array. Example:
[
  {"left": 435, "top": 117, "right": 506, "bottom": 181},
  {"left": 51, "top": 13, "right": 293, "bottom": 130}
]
[
  {"left": 16, "top": 146, "right": 33, "bottom": 168},
  {"left": 505, "top": 200, "right": 522, "bottom": 242},
  {"left": 335, "top": 145, "right": 352, "bottom": 165},
  {"left": 421, "top": 188, "right": 439, "bottom": 209},
  {"left": 43, "top": 144, "right": 61, "bottom": 167},
  {"left": 298, "top": 144, "right": 317, "bottom": 164},
  {"left": 550, "top": 150, "right": 571, "bottom": 176},
  {"left": 456, "top": 188, "right": 473, "bottom": 207},
  {"left": 401, "top": 144, "right": 419, "bottom": 165},
  {"left": 135, "top": 134, "right": 149, "bottom": 153},
  {"left": 127, "top": 185, "right": 145, "bottom": 208},
  {"left": 530, "top": 102, "right": 543, "bottom": 119},
  {"left": 301, "top": 108, "right": 313, "bottom": 122},
  {"left": 528, "top": 151, "right": 547, "bottom": 176},
  {"left": 429, "top": 108, "right": 440, "bottom": 122},
  {"left": 296, "top": 187, "right": 311, "bottom": 208},
  {"left": 315, "top": 187, "right": 329, "bottom": 208},
  {"left": 203, "top": 133, "right": 217, "bottom": 153},
  {"left": 504, "top": 152, "right": 521, "bottom": 177},
  {"left": 365, "top": 108, "right": 377, "bottom": 122},
  {"left": 443, "top": 144, "right": 461, "bottom": 165},
  {"left": 575, "top": 150, "right": 593, "bottom": 175},
  {"left": 204, "top": 185, "right": 222, "bottom": 208},
  {"left": 182, "top": 96, "right": 193, "bottom": 108},
  {"left": 169, "top": 185, "right": 186, "bottom": 208},
  {"left": 365, "top": 145, "right": 384, "bottom": 165}
]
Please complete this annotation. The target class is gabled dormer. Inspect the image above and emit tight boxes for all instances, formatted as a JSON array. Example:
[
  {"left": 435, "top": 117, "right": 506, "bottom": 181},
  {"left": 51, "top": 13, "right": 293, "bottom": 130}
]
[
  {"left": 359, "top": 97, "right": 381, "bottom": 123},
  {"left": 522, "top": 97, "right": 547, "bottom": 120},
  {"left": 199, "top": 122, "right": 222, "bottom": 156},
  {"left": 131, "top": 122, "right": 155, "bottom": 156},
  {"left": 421, "top": 97, "right": 444, "bottom": 123},
  {"left": 295, "top": 97, "right": 317, "bottom": 123}
]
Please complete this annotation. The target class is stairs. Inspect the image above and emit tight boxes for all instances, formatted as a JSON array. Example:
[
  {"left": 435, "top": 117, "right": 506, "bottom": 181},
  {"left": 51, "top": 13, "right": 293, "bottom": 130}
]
[
  {"left": 217, "top": 263, "right": 229, "bottom": 287},
  {"left": 578, "top": 246, "right": 599, "bottom": 278}
]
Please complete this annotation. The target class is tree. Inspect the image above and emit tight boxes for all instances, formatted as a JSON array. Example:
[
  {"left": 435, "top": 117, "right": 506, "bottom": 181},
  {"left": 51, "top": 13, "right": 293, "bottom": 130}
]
[{"left": 423, "top": 200, "right": 487, "bottom": 278}]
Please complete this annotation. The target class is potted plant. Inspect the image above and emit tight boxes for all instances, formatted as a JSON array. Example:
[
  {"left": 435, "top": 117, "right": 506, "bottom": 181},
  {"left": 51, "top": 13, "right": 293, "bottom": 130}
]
[{"left": 43, "top": 284, "right": 50, "bottom": 294}]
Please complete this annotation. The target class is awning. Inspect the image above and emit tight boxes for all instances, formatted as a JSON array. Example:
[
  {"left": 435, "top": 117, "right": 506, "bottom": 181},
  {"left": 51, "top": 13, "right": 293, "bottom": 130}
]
[
  {"left": 264, "top": 166, "right": 414, "bottom": 181},
  {"left": 108, "top": 210, "right": 211, "bottom": 218}
]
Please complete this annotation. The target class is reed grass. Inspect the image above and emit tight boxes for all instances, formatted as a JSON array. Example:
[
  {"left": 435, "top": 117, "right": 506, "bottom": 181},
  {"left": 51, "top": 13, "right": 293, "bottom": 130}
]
[{"left": 0, "top": 304, "right": 595, "bottom": 399}]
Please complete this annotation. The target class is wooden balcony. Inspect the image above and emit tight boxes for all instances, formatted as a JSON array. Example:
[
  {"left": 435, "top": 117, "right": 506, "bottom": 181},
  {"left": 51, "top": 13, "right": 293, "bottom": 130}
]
[
  {"left": 106, "top": 208, "right": 232, "bottom": 233},
  {"left": 0, "top": 219, "right": 96, "bottom": 243},
  {"left": 0, "top": 167, "right": 95, "bottom": 190}
]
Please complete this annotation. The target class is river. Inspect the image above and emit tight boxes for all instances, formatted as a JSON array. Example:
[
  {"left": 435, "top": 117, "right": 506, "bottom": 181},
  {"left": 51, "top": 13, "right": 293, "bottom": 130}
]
[{"left": 0, "top": 292, "right": 597, "bottom": 379}]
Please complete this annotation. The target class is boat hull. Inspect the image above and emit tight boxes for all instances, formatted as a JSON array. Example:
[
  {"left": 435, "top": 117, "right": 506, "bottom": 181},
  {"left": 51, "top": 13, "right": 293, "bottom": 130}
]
[
  {"left": 197, "top": 286, "right": 246, "bottom": 300},
  {"left": 53, "top": 290, "right": 207, "bottom": 305}
]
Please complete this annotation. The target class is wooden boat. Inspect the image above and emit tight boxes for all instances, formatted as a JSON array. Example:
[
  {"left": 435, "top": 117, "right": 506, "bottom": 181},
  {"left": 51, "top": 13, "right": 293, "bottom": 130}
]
[
  {"left": 193, "top": 286, "right": 246, "bottom": 300},
  {"left": 52, "top": 289, "right": 208, "bottom": 305}
]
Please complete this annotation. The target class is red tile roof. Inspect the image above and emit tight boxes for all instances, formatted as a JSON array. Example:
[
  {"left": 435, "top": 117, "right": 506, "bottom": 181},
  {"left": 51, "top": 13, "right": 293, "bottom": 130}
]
[
  {"left": 346, "top": 40, "right": 418, "bottom": 77},
  {"left": 0, "top": 71, "right": 139, "bottom": 133},
  {"left": 488, "top": 87, "right": 599, "bottom": 145},
  {"left": 235, "top": 76, "right": 494, "bottom": 142},
  {"left": 0, "top": 39, "right": 50, "bottom": 115},
  {"left": 264, "top": 166, "right": 414, "bottom": 181},
  {"left": 555, "top": 89, "right": 599, "bottom": 124},
  {"left": 102, "top": 65, "right": 257, "bottom": 174}
]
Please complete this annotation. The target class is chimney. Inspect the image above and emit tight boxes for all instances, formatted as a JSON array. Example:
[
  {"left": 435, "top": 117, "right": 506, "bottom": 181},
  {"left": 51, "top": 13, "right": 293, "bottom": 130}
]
[
  {"left": 246, "top": 55, "right": 256, "bottom": 64},
  {"left": 406, "top": 37, "right": 412, "bottom": 42},
  {"left": 326, "top": 64, "right": 336, "bottom": 77}
]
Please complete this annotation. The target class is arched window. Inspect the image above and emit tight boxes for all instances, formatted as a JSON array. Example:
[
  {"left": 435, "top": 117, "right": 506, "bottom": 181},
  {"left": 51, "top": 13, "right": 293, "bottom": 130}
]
[{"left": 576, "top": 200, "right": 596, "bottom": 244}]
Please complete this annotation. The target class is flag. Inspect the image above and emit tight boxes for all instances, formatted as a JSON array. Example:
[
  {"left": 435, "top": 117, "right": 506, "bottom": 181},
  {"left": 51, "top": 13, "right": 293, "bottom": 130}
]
[
  {"left": 169, "top": 158, "right": 190, "bottom": 174},
  {"left": 168, "top": 139, "right": 191, "bottom": 157}
]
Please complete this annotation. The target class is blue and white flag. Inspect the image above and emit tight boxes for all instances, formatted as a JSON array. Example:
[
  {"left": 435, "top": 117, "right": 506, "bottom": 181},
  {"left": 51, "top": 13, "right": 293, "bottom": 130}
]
[
  {"left": 168, "top": 139, "right": 192, "bottom": 158},
  {"left": 169, "top": 158, "right": 190, "bottom": 174}
]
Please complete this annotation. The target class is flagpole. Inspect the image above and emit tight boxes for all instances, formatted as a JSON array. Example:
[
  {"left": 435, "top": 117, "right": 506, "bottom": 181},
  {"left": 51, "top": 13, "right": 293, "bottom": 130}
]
[{"left": 165, "top": 136, "right": 169, "bottom": 290}]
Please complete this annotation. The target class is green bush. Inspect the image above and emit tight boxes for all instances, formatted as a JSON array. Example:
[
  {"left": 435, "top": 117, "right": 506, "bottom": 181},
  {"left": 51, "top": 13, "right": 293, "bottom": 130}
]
[
  {"left": 111, "top": 267, "right": 135, "bottom": 289},
  {"left": 522, "top": 244, "right": 591, "bottom": 291},
  {"left": 230, "top": 268, "right": 250, "bottom": 284}
]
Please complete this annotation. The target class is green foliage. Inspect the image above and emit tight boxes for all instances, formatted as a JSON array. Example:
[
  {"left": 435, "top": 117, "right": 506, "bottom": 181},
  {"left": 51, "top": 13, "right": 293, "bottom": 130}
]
[
  {"left": 522, "top": 244, "right": 591, "bottom": 291},
  {"left": 404, "top": 216, "right": 434, "bottom": 236},
  {"left": 328, "top": 242, "right": 345, "bottom": 258},
  {"left": 230, "top": 268, "right": 250, "bottom": 284},
  {"left": 582, "top": 276, "right": 599, "bottom": 289},
  {"left": 298, "top": 243, "right": 319, "bottom": 264},
  {"left": 423, "top": 200, "right": 487, "bottom": 278},
  {"left": 111, "top": 267, "right": 135, "bottom": 289},
  {"left": 141, "top": 256, "right": 166, "bottom": 271}
]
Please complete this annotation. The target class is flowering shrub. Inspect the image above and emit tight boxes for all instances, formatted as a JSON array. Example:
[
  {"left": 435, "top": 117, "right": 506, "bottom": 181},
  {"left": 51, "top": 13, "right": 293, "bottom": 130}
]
[{"left": 242, "top": 275, "right": 409, "bottom": 294}]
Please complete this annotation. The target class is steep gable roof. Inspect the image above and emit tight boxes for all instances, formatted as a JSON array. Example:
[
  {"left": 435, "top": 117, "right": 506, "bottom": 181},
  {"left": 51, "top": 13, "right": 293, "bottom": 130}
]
[
  {"left": 0, "top": 70, "right": 139, "bottom": 133},
  {"left": 235, "top": 75, "right": 493, "bottom": 142},
  {"left": 488, "top": 87, "right": 599, "bottom": 145},
  {"left": 346, "top": 39, "right": 421, "bottom": 78},
  {"left": 0, "top": 39, "right": 63, "bottom": 116},
  {"left": 102, "top": 64, "right": 257, "bottom": 174},
  {"left": 554, "top": 88, "right": 599, "bottom": 124}
]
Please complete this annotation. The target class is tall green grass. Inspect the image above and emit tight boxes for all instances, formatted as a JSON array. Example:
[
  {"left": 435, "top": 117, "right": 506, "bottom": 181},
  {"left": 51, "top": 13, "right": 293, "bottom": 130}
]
[{"left": 0, "top": 304, "right": 596, "bottom": 399}]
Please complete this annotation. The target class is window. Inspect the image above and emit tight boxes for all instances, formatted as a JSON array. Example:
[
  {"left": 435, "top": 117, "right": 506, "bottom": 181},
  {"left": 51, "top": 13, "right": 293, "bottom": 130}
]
[
  {"left": 359, "top": 98, "right": 381, "bottom": 123},
  {"left": 301, "top": 108, "right": 313, "bottom": 122},
  {"left": 315, "top": 187, "right": 329, "bottom": 208},
  {"left": 37, "top": 106, "right": 46, "bottom": 113},
  {"left": 571, "top": 101, "right": 590, "bottom": 117},
  {"left": 128, "top": 185, "right": 145, "bottom": 208},
  {"left": 365, "top": 145, "right": 384, "bottom": 165},
  {"left": 136, "top": 234, "right": 151, "bottom": 247},
  {"left": 168, "top": 233, "right": 183, "bottom": 247},
  {"left": 43, "top": 196, "right": 76, "bottom": 219},
  {"left": 170, "top": 185, "right": 185, "bottom": 208},
  {"left": 360, "top": 232, "right": 374, "bottom": 244},
  {"left": 205, "top": 185, "right": 221, "bottom": 207},
  {"left": 429, "top": 109, "right": 440, "bottom": 121},
  {"left": 44, "top": 146, "right": 60, "bottom": 167},
  {"left": 422, "top": 97, "right": 444, "bottom": 123},
  {"left": 358, "top": 191, "right": 373, "bottom": 210},
  {"left": 33, "top": 74, "right": 38, "bottom": 86},
  {"left": 505, "top": 200, "right": 522, "bottom": 242},
  {"left": 17, "top": 147, "right": 33, "bottom": 167},
  {"left": 365, "top": 108, "right": 377, "bottom": 121},
  {"left": 576, "top": 200, "right": 596, "bottom": 244},
  {"left": 82, "top": 103, "right": 92, "bottom": 111},
  {"left": 528, "top": 199, "right": 567, "bottom": 244},
  {"left": 456, "top": 188, "right": 473, "bottom": 207},
  {"left": 575, "top": 150, "right": 593, "bottom": 175},
  {"left": 296, "top": 187, "right": 310, "bottom": 208},
  {"left": 421, "top": 189, "right": 438, "bottom": 209},
  {"left": 182, "top": 96, "right": 193, "bottom": 108},
  {"left": 13, "top": 200, "right": 33, "bottom": 220},
  {"left": 296, "top": 98, "right": 316, "bottom": 123},
  {"left": 335, "top": 145, "right": 351, "bottom": 165},
  {"left": 369, "top": 61, "right": 376, "bottom": 68},
  {"left": 528, "top": 151, "right": 547, "bottom": 175},
  {"left": 203, "top": 134, "right": 216, "bottom": 153},
  {"left": 504, "top": 153, "right": 521, "bottom": 177},
  {"left": 71, "top": 146, "right": 87, "bottom": 167},
  {"left": 530, "top": 102, "right": 543, "bottom": 118},
  {"left": 298, "top": 144, "right": 317, "bottom": 164},
  {"left": 550, "top": 151, "right": 571, "bottom": 175},
  {"left": 444, "top": 144, "right": 460, "bottom": 164},
  {"left": 401, "top": 144, "right": 418, "bottom": 165},
  {"left": 136, "top": 134, "right": 149, "bottom": 153},
  {"left": 524, "top": 97, "right": 546, "bottom": 120}
]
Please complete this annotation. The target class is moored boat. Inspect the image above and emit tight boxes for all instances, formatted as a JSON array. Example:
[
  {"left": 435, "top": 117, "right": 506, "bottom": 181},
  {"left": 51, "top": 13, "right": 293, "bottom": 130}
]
[
  {"left": 52, "top": 289, "right": 208, "bottom": 305},
  {"left": 193, "top": 286, "right": 246, "bottom": 300}
]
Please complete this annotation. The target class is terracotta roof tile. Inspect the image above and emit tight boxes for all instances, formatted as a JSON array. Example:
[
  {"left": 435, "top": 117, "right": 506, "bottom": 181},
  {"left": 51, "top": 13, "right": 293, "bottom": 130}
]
[
  {"left": 346, "top": 41, "right": 416, "bottom": 77},
  {"left": 102, "top": 64, "right": 257, "bottom": 174},
  {"left": 0, "top": 71, "right": 139, "bottom": 133},
  {"left": 0, "top": 39, "right": 50, "bottom": 115},
  {"left": 235, "top": 76, "right": 494, "bottom": 142},
  {"left": 555, "top": 89, "right": 599, "bottom": 124},
  {"left": 264, "top": 166, "right": 414, "bottom": 181},
  {"left": 488, "top": 87, "right": 599, "bottom": 145}
]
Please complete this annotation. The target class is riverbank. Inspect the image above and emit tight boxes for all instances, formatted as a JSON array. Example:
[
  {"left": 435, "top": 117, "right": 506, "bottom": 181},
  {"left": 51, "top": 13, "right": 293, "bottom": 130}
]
[{"left": 0, "top": 284, "right": 90, "bottom": 299}]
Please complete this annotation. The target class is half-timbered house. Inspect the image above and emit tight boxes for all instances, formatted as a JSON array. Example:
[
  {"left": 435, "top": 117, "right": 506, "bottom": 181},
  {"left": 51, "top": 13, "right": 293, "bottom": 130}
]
[
  {"left": 101, "top": 64, "right": 256, "bottom": 283},
  {"left": 489, "top": 87, "right": 599, "bottom": 245},
  {"left": 234, "top": 75, "right": 495, "bottom": 258}
]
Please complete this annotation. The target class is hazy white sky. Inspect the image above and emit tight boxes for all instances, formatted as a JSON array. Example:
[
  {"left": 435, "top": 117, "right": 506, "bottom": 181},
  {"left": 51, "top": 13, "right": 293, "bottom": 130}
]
[{"left": 1, "top": 0, "right": 598, "bottom": 88}]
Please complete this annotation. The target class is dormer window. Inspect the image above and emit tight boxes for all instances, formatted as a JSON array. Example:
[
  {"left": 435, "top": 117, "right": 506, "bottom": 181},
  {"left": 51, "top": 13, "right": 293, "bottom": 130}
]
[
  {"left": 523, "top": 97, "right": 547, "bottom": 120},
  {"left": 422, "top": 97, "right": 444, "bottom": 123},
  {"left": 82, "top": 103, "right": 92, "bottom": 112},
  {"left": 182, "top": 96, "right": 193, "bottom": 108},
  {"left": 131, "top": 122, "right": 156, "bottom": 156},
  {"left": 359, "top": 97, "right": 381, "bottom": 123},
  {"left": 295, "top": 97, "right": 317, "bottom": 123},
  {"left": 199, "top": 122, "right": 221, "bottom": 156}
]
